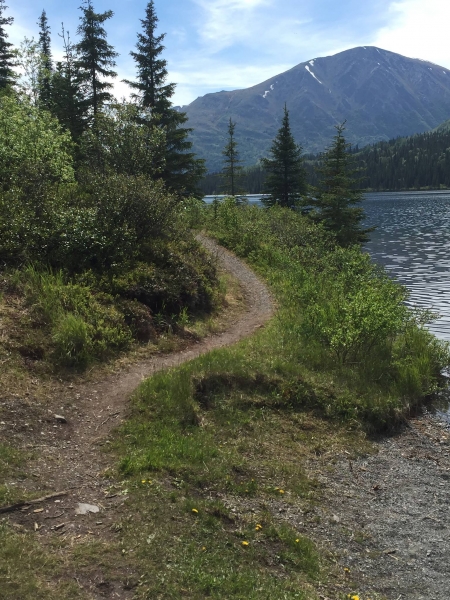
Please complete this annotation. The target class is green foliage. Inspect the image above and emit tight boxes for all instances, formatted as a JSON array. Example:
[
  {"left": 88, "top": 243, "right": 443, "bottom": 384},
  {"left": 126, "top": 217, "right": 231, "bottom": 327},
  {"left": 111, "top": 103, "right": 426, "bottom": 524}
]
[
  {"left": 123, "top": 0, "right": 174, "bottom": 112},
  {"left": 51, "top": 26, "right": 87, "bottom": 142},
  {"left": 76, "top": 0, "right": 117, "bottom": 118},
  {"left": 78, "top": 102, "right": 166, "bottom": 177},
  {"left": 124, "top": 0, "right": 205, "bottom": 196},
  {"left": 262, "top": 105, "right": 307, "bottom": 208},
  {"left": 310, "top": 123, "right": 373, "bottom": 246},
  {"left": 12, "top": 267, "right": 132, "bottom": 367},
  {"left": 37, "top": 10, "right": 53, "bottom": 110},
  {"left": 354, "top": 126, "right": 450, "bottom": 191},
  {"left": 0, "top": 0, "right": 15, "bottom": 90},
  {"left": 0, "top": 95, "right": 76, "bottom": 266},
  {"left": 106, "top": 237, "right": 217, "bottom": 314},
  {"left": 0, "top": 94, "right": 74, "bottom": 192},
  {"left": 296, "top": 248, "right": 409, "bottom": 364},
  {"left": 59, "top": 173, "right": 179, "bottom": 272}
]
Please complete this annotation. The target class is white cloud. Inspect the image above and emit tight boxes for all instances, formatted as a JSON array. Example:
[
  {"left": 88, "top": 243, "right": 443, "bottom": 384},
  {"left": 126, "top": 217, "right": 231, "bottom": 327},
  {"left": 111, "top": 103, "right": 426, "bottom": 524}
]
[
  {"left": 193, "top": 0, "right": 272, "bottom": 50},
  {"left": 373, "top": 0, "right": 450, "bottom": 68}
]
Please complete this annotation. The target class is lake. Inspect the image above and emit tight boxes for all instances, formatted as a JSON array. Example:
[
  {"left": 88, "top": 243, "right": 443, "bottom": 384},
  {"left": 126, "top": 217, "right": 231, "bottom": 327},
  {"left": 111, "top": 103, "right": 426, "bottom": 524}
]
[{"left": 363, "top": 190, "right": 450, "bottom": 342}]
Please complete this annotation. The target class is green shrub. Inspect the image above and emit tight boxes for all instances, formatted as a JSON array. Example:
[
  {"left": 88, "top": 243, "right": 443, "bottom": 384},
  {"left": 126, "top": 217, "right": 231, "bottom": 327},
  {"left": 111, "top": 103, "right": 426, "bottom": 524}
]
[{"left": 10, "top": 267, "right": 133, "bottom": 367}]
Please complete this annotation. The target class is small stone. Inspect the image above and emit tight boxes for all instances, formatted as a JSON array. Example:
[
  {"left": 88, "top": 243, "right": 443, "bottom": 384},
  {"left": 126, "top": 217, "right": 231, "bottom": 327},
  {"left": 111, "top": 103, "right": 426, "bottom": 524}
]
[
  {"left": 75, "top": 503, "right": 100, "bottom": 515},
  {"left": 331, "top": 514, "right": 340, "bottom": 523},
  {"left": 54, "top": 415, "right": 67, "bottom": 424}
]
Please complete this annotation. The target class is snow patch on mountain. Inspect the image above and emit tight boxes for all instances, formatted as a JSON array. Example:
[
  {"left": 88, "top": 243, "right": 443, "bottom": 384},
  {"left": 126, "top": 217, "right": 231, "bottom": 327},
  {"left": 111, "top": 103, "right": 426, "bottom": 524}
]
[
  {"left": 262, "top": 83, "right": 275, "bottom": 99},
  {"left": 305, "top": 65, "right": 322, "bottom": 84}
]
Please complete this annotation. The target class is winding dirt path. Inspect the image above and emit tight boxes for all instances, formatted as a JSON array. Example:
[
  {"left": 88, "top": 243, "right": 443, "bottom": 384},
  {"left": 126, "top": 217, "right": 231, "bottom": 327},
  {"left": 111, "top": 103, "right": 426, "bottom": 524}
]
[{"left": 8, "top": 236, "right": 274, "bottom": 547}]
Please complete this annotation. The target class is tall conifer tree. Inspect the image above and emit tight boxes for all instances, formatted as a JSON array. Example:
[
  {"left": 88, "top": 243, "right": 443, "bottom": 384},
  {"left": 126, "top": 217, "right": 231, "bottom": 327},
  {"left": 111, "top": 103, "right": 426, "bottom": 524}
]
[
  {"left": 0, "top": 0, "right": 15, "bottom": 90},
  {"left": 37, "top": 10, "right": 53, "bottom": 109},
  {"left": 311, "top": 123, "right": 373, "bottom": 246},
  {"left": 262, "top": 105, "right": 307, "bottom": 208},
  {"left": 76, "top": 0, "right": 118, "bottom": 119},
  {"left": 221, "top": 118, "right": 243, "bottom": 196},
  {"left": 125, "top": 0, "right": 205, "bottom": 196},
  {"left": 51, "top": 26, "right": 87, "bottom": 141}
]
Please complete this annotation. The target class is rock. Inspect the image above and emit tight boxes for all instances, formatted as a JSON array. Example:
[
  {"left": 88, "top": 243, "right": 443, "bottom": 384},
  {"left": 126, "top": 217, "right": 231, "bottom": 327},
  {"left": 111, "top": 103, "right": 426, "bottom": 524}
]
[
  {"left": 75, "top": 503, "right": 100, "bottom": 515},
  {"left": 54, "top": 414, "right": 67, "bottom": 424},
  {"left": 331, "top": 514, "right": 340, "bottom": 523}
]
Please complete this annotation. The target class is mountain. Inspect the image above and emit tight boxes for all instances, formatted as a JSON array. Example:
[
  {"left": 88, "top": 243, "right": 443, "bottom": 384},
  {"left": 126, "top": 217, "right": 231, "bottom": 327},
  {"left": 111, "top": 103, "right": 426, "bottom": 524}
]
[{"left": 183, "top": 46, "right": 450, "bottom": 172}]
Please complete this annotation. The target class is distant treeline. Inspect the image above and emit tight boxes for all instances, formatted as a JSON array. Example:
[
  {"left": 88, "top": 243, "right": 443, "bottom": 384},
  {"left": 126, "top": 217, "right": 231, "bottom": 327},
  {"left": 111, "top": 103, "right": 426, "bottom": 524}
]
[{"left": 200, "top": 127, "right": 450, "bottom": 194}]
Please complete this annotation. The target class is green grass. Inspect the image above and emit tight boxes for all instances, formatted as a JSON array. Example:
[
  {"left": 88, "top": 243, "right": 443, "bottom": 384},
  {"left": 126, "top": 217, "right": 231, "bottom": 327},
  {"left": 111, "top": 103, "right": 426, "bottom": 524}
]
[
  {"left": 0, "top": 521, "right": 88, "bottom": 599},
  {"left": 112, "top": 336, "right": 373, "bottom": 597}
]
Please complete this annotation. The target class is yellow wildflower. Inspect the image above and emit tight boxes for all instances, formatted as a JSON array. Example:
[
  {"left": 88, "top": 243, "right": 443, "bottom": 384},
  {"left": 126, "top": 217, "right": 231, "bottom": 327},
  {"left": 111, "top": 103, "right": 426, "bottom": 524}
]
[
  {"left": 295, "top": 539, "right": 300, "bottom": 543},
  {"left": 279, "top": 489, "right": 285, "bottom": 494},
  {"left": 241, "top": 541, "right": 249, "bottom": 547},
  {"left": 192, "top": 508, "right": 199, "bottom": 514},
  {"left": 141, "top": 480, "right": 146, "bottom": 484}
]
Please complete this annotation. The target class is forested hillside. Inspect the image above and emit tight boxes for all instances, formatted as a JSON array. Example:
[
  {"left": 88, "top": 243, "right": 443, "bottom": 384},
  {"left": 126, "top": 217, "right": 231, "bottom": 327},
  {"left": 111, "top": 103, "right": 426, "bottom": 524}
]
[
  {"left": 353, "top": 128, "right": 450, "bottom": 190},
  {"left": 201, "top": 127, "right": 450, "bottom": 194}
]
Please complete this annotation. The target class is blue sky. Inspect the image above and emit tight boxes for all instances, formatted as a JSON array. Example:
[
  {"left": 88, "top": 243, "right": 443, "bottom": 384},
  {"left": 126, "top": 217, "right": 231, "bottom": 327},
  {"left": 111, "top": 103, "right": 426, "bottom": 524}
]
[{"left": 6, "top": 0, "right": 450, "bottom": 106}]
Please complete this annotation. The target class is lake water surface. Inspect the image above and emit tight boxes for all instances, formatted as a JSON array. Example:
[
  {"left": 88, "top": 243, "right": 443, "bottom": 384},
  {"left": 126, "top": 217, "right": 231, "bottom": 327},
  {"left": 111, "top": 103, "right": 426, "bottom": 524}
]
[{"left": 363, "top": 191, "right": 450, "bottom": 341}]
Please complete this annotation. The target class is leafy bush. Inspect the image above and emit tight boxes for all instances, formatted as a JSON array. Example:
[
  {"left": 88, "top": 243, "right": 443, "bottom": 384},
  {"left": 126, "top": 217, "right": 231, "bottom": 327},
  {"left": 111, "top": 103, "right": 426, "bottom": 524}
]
[
  {"left": 0, "top": 94, "right": 74, "bottom": 193},
  {"left": 78, "top": 102, "right": 166, "bottom": 178},
  {"left": 296, "top": 248, "right": 409, "bottom": 364},
  {"left": 107, "top": 239, "right": 217, "bottom": 314}
]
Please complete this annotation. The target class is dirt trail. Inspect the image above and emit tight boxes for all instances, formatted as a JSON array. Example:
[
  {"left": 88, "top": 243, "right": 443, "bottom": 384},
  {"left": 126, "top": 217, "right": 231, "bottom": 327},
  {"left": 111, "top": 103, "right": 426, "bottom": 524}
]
[{"left": 7, "top": 236, "right": 274, "bottom": 548}]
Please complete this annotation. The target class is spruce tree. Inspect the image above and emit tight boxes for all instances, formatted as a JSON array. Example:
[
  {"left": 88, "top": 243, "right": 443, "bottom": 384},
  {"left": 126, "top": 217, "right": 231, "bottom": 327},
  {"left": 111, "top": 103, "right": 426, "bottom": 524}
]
[
  {"left": 125, "top": 0, "right": 205, "bottom": 196},
  {"left": 261, "top": 105, "right": 307, "bottom": 208},
  {"left": 311, "top": 123, "right": 373, "bottom": 247},
  {"left": 51, "top": 26, "right": 87, "bottom": 141},
  {"left": 0, "top": 0, "right": 15, "bottom": 90},
  {"left": 37, "top": 10, "right": 53, "bottom": 109},
  {"left": 123, "top": 0, "right": 173, "bottom": 111},
  {"left": 76, "top": 0, "right": 118, "bottom": 119},
  {"left": 221, "top": 118, "right": 243, "bottom": 196}
]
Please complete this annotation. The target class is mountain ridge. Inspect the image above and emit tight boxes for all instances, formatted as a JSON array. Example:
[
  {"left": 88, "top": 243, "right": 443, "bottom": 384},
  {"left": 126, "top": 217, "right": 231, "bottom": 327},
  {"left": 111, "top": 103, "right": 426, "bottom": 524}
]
[{"left": 182, "top": 46, "right": 450, "bottom": 172}]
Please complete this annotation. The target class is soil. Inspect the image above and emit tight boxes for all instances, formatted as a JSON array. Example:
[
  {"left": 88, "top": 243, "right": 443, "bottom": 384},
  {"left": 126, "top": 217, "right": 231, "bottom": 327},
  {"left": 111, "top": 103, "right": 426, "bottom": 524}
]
[{"left": 2, "top": 236, "right": 450, "bottom": 599}]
